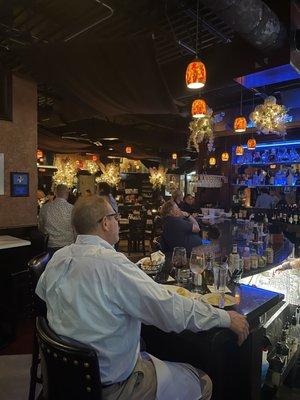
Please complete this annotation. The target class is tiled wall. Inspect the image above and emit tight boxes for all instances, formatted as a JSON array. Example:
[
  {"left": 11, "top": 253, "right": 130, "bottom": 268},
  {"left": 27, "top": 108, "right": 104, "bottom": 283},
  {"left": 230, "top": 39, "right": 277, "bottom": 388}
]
[{"left": 0, "top": 74, "right": 37, "bottom": 228}]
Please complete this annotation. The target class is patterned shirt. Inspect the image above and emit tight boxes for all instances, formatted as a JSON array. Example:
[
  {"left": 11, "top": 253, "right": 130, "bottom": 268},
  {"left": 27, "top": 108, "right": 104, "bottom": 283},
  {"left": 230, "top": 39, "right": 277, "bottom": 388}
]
[{"left": 38, "top": 198, "right": 75, "bottom": 248}]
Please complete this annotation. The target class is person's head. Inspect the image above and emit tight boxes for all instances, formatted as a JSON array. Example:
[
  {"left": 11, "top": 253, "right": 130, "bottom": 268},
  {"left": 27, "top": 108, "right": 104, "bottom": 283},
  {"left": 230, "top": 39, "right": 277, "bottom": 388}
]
[
  {"left": 184, "top": 194, "right": 194, "bottom": 205},
  {"left": 72, "top": 195, "right": 119, "bottom": 245},
  {"left": 55, "top": 184, "right": 69, "bottom": 199},
  {"left": 47, "top": 191, "right": 55, "bottom": 202},
  {"left": 172, "top": 189, "right": 183, "bottom": 204},
  {"left": 98, "top": 182, "right": 111, "bottom": 196},
  {"left": 37, "top": 190, "right": 45, "bottom": 201},
  {"left": 160, "top": 200, "right": 182, "bottom": 218}
]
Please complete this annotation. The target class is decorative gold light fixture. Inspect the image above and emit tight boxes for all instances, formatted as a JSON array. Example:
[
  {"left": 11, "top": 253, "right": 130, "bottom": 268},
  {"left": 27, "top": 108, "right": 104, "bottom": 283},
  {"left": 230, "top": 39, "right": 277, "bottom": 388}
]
[
  {"left": 247, "top": 138, "right": 256, "bottom": 150},
  {"left": 185, "top": 1, "right": 206, "bottom": 90},
  {"left": 96, "top": 162, "right": 120, "bottom": 187},
  {"left": 209, "top": 156, "right": 216, "bottom": 166},
  {"left": 149, "top": 166, "right": 167, "bottom": 189},
  {"left": 192, "top": 99, "right": 207, "bottom": 118},
  {"left": 235, "top": 145, "right": 244, "bottom": 156},
  {"left": 234, "top": 84, "right": 247, "bottom": 132},
  {"left": 188, "top": 107, "right": 214, "bottom": 152},
  {"left": 85, "top": 160, "right": 99, "bottom": 175},
  {"left": 53, "top": 156, "right": 78, "bottom": 188},
  {"left": 250, "top": 96, "right": 288, "bottom": 136}
]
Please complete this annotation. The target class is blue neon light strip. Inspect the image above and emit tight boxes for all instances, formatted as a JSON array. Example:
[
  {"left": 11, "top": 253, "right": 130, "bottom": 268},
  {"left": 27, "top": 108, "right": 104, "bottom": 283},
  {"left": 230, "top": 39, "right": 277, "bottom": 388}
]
[
  {"left": 236, "top": 64, "right": 300, "bottom": 89},
  {"left": 241, "top": 140, "right": 300, "bottom": 149}
]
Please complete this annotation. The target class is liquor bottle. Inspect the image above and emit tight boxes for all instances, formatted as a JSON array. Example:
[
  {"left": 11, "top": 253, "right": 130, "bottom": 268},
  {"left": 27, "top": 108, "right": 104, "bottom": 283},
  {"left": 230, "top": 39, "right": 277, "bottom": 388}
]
[
  {"left": 293, "top": 213, "right": 298, "bottom": 224},
  {"left": 268, "top": 148, "right": 277, "bottom": 163},
  {"left": 229, "top": 243, "right": 240, "bottom": 273},
  {"left": 242, "top": 246, "right": 251, "bottom": 271},
  {"left": 253, "top": 225, "right": 259, "bottom": 242},
  {"left": 253, "top": 151, "right": 262, "bottom": 163},
  {"left": 287, "top": 168, "right": 294, "bottom": 186},
  {"left": 269, "top": 171, "right": 275, "bottom": 185},
  {"left": 265, "top": 241, "right": 274, "bottom": 264},
  {"left": 250, "top": 249, "right": 259, "bottom": 269},
  {"left": 288, "top": 215, "right": 293, "bottom": 224}
]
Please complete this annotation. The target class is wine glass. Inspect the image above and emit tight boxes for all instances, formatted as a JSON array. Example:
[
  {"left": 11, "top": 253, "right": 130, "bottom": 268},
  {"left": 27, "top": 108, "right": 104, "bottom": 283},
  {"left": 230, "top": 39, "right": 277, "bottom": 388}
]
[
  {"left": 189, "top": 248, "right": 206, "bottom": 293},
  {"left": 172, "top": 247, "right": 187, "bottom": 285}
]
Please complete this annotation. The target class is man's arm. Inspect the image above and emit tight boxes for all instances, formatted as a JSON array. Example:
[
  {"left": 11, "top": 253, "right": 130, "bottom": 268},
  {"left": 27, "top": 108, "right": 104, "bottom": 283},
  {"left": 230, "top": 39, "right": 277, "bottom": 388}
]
[{"left": 110, "top": 254, "right": 248, "bottom": 344}]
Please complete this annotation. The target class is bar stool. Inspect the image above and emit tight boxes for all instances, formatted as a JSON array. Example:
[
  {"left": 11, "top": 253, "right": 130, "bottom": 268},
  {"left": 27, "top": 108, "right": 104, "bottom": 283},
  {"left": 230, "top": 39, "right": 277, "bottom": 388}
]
[{"left": 36, "top": 316, "right": 102, "bottom": 399}]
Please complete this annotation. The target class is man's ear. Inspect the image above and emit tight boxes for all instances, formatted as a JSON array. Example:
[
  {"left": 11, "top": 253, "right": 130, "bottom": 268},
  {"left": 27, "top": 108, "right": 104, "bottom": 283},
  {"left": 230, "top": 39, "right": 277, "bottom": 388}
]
[{"left": 102, "top": 217, "right": 109, "bottom": 232}]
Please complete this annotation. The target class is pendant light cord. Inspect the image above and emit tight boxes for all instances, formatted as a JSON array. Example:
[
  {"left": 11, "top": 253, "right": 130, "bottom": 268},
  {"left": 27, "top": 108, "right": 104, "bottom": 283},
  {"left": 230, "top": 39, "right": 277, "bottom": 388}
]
[
  {"left": 196, "top": 0, "right": 200, "bottom": 58},
  {"left": 240, "top": 84, "right": 243, "bottom": 116}
]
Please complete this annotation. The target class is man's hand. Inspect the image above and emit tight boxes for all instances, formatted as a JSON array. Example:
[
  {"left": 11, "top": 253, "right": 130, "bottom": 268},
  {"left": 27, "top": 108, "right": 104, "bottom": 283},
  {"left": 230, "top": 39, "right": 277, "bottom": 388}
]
[
  {"left": 227, "top": 311, "right": 249, "bottom": 346},
  {"left": 274, "top": 261, "right": 290, "bottom": 275}
]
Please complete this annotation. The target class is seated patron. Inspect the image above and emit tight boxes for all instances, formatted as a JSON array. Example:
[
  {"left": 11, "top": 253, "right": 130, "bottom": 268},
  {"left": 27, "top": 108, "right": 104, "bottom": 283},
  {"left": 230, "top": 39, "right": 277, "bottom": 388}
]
[
  {"left": 160, "top": 200, "right": 202, "bottom": 255},
  {"left": 36, "top": 195, "right": 249, "bottom": 400},
  {"left": 172, "top": 189, "right": 184, "bottom": 208},
  {"left": 180, "top": 194, "right": 197, "bottom": 214}
]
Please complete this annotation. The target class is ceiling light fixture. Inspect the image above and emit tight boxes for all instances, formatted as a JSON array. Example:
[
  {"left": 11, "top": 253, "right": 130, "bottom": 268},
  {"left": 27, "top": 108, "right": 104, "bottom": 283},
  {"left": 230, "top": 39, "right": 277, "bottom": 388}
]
[
  {"left": 101, "top": 137, "right": 119, "bottom": 141},
  {"left": 234, "top": 84, "right": 247, "bottom": 133},
  {"left": 192, "top": 99, "right": 207, "bottom": 118},
  {"left": 185, "top": 0, "right": 206, "bottom": 90}
]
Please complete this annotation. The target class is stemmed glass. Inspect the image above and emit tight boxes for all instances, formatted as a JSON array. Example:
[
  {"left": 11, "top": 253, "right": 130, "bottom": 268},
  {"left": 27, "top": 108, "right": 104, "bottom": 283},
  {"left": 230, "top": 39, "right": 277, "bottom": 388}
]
[
  {"left": 189, "top": 248, "right": 206, "bottom": 293},
  {"left": 172, "top": 247, "right": 188, "bottom": 286}
]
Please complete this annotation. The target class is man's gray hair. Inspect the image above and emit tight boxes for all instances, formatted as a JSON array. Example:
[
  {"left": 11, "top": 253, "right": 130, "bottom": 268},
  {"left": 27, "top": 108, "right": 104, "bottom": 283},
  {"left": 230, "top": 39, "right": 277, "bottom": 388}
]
[
  {"left": 55, "top": 184, "right": 69, "bottom": 198},
  {"left": 72, "top": 195, "right": 111, "bottom": 234}
]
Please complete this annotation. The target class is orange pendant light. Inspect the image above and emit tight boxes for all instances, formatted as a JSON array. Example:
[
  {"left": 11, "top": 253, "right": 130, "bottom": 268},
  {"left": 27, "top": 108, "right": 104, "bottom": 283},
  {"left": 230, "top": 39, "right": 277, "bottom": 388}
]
[
  {"left": 221, "top": 152, "right": 230, "bottom": 162},
  {"left": 234, "top": 116, "right": 247, "bottom": 133},
  {"left": 125, "top": 146, "right": 132, "bottom": 154},
  {"left": 247, "top": 138, "right": 256, "bottom": 150},
  {"left": 186, "top": 60, "right": 206, "bottom": 89},
  {"left": 209, "top": 156, "right": 216, "bottom": 166},
  {"left": 235, "top": 145, "right": 244, "bottom": 156},
  {"left": 36, "top": 149, "right": 43, "bottom": 159},
  {"left": 192, "top": 99, "right": 207, "bottom": 118},
  {"left": 172, "top": 153, "right": 177, "bottom": 160}
]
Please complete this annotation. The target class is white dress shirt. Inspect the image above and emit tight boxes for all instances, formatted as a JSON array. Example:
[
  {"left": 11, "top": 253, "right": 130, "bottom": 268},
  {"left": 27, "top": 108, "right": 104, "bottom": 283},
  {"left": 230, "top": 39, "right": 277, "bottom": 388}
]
[
  {"left": 38, "top": 198, "right": 74, "bottom": 248},
  {"left": 36, "top": 235, "right": 230, "bottom": 395}
]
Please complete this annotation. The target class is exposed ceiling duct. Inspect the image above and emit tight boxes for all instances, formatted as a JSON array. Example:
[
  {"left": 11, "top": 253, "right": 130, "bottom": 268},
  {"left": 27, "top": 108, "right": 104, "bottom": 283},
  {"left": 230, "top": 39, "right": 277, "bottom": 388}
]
[{"left": 198, "top": 0, "right": 286, "bottom": 53}]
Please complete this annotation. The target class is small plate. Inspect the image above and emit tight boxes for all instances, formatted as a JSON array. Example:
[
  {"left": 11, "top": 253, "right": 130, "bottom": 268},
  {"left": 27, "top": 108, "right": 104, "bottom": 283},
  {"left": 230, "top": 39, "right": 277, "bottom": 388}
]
[
  {"left": 202, "top": 293, "right": 237, "bottom": 307},
  {"left": 161, "top": 285, "right": 201, "bottom": 300}
]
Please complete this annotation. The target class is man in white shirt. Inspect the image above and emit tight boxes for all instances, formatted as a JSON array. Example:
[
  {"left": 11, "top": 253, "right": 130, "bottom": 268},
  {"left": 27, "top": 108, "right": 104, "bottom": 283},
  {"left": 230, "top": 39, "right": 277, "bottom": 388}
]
[
  {"left": 38, "top": 184, "right": 75, "bottom": 255},
  {"left": 36, "top": 195, "right": 249, "bottom": 400}
]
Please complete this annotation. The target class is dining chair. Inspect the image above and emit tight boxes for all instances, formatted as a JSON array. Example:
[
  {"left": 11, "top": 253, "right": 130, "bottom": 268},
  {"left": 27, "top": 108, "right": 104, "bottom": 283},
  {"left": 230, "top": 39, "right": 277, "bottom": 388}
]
[{"left": 36, "top": 316, "right": 102, "bottom": 400}]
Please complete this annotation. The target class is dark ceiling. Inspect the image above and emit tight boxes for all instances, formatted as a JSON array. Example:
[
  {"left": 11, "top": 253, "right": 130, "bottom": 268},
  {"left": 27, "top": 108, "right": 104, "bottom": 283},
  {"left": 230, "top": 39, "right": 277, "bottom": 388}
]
[{"left": 0, "top": 0, "right": 299, "bottom": 164}]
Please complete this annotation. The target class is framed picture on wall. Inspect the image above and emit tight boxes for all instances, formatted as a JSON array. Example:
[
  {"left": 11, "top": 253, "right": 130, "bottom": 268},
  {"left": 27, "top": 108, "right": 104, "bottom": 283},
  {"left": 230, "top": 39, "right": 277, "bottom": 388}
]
[{"left": 10, "top": 172, "right": 29, "bottom": 197}]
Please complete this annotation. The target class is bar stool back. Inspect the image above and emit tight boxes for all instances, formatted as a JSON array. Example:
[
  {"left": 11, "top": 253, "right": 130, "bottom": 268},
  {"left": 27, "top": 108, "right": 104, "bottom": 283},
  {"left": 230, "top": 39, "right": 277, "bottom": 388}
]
[
  {"left": 36, "top": 316, "right": 102, "bottom": 400},
  {"left": 27, "top": 252, "right": 50, "bottom": 400}
]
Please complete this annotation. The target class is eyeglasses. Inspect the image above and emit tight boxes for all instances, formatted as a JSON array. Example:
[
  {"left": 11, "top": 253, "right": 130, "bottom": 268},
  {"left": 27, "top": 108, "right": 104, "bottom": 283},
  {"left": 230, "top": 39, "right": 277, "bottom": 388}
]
[{"left": 98, "top": 212, "right": 120, "bottom": 223}]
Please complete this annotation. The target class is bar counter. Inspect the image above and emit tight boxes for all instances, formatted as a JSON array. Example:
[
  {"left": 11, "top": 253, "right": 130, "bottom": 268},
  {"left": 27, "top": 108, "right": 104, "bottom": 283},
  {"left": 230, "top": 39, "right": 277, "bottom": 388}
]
[{"left": 142, "top": 218, "right": 294, "bottom": 400}]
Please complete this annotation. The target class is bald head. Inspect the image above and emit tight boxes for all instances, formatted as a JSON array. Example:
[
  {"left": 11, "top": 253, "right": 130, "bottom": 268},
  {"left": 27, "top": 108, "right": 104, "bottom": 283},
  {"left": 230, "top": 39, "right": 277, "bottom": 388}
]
[{"left": 72, "top": 195, "right": 111, "bottom": 235}]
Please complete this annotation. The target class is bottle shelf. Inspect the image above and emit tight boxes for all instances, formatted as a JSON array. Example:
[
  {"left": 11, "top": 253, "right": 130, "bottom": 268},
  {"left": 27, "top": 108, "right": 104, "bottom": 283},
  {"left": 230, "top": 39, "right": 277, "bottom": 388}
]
[
  {"left": 232, "top": 184, "right": 300, "bottom": 187},
  {"left": 232, "top": 161, "right": 300, "bottom": 166}
]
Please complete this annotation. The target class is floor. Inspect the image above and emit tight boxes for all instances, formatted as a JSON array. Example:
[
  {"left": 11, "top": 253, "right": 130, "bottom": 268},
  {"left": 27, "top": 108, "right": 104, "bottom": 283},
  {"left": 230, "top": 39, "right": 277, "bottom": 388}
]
[{"left": 0, "top": 242, "right": 299, "bottom": 400}]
